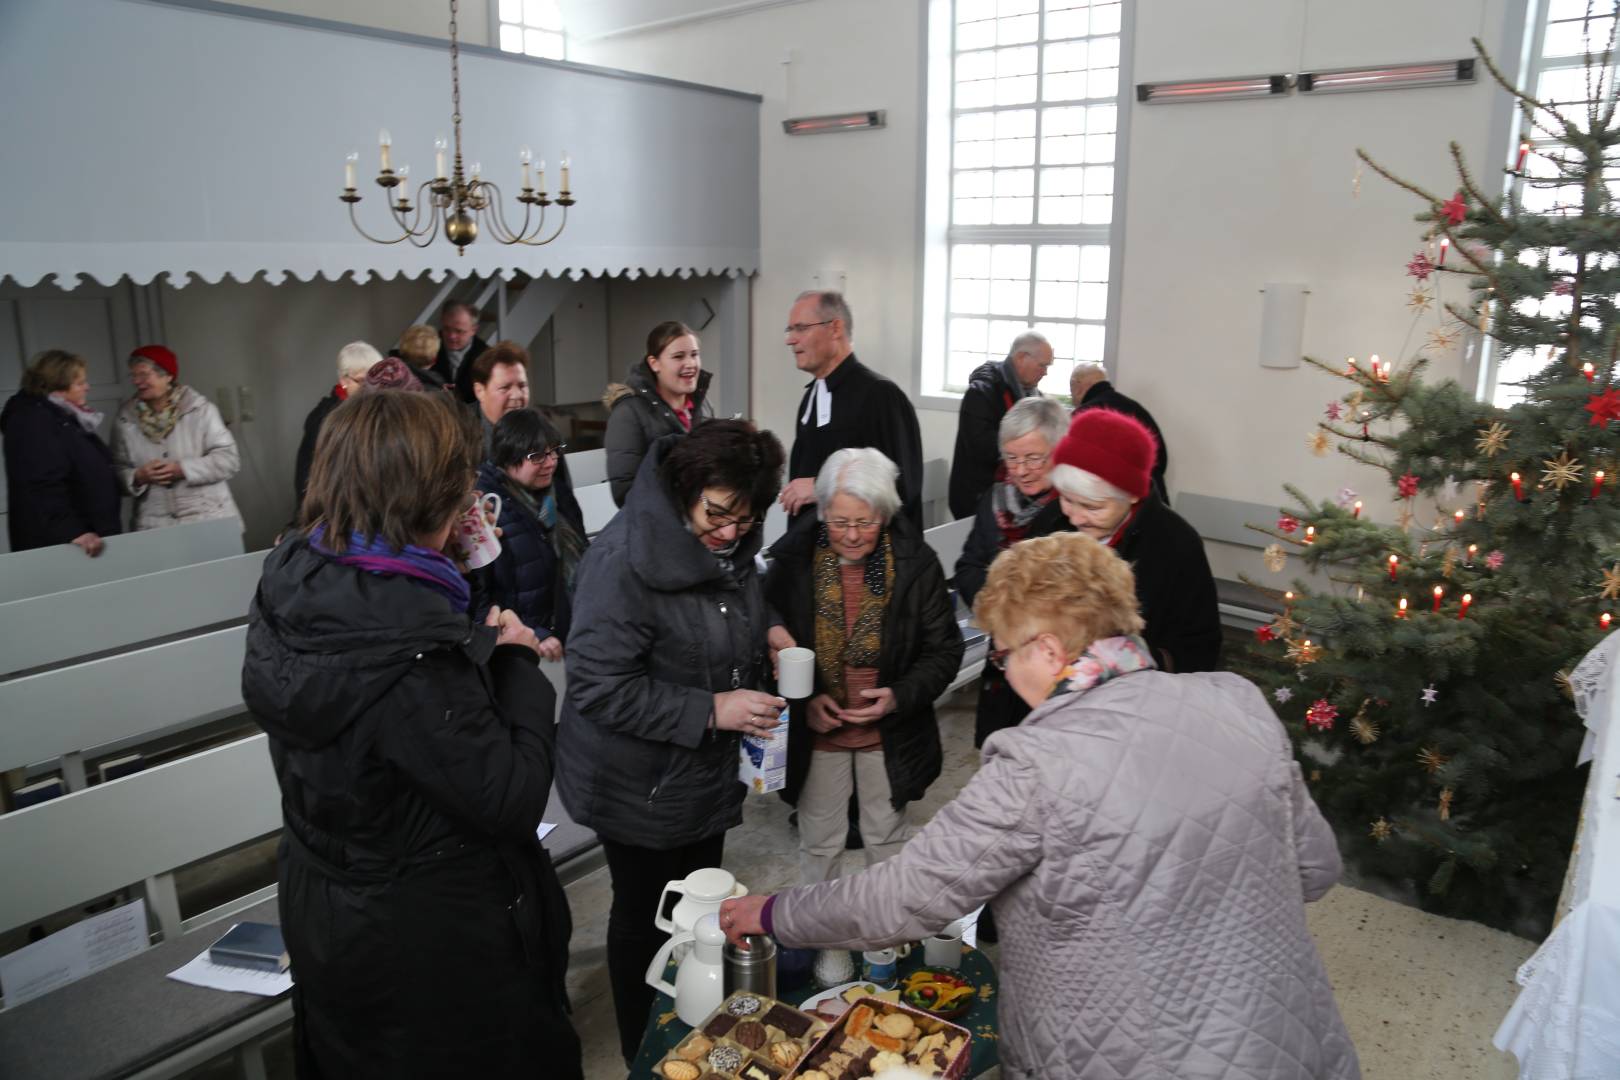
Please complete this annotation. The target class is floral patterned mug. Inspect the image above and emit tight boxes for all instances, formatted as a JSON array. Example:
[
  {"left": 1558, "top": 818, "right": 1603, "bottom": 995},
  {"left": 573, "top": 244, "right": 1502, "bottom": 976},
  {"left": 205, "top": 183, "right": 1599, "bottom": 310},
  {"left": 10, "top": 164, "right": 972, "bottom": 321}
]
[{"left": 450, "top": 492, "right": 503, "bottom": 569}]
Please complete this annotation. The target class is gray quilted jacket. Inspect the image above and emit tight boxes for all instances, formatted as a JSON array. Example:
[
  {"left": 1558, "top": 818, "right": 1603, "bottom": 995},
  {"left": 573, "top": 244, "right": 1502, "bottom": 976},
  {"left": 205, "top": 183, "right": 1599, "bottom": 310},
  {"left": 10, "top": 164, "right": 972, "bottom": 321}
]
[{"left": 772, "top": 669, "right": 1360, "bottom": 1079}]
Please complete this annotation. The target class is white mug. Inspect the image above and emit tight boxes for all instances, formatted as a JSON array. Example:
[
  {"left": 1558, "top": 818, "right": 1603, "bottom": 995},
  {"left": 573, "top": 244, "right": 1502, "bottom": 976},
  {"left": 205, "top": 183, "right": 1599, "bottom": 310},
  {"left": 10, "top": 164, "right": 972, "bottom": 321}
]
[
  {"left": 924, "top": 920, "right": 964, "bottom": 969},
  {"left": 777, "top": 646, "right": 816, "bottom": 699},
  {"left": 450, "top": 492, "right": 502, "bottom": 569}
]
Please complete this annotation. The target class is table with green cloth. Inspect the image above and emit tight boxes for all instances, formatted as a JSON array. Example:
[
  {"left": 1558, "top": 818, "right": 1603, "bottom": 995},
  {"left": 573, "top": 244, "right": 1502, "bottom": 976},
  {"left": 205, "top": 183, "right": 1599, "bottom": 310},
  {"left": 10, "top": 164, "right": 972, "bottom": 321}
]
[{"left": 632, "top": 944, "right": 1001, "bottom": 1077}]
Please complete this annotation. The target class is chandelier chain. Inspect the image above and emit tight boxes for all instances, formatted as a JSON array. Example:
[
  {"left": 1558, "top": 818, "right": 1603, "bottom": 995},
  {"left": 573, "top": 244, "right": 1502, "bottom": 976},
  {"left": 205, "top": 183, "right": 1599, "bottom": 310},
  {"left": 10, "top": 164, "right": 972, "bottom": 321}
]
[{"left": 449, "top": 0, "right": 463, "bottom": 169}]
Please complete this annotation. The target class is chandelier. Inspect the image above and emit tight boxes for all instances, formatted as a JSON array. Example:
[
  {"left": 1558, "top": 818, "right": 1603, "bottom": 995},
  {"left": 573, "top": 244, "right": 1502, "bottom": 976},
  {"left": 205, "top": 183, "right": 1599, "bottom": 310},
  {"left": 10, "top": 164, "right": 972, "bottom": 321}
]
[{"left": 340, "top": 0, "right": 576, "bottom": 254}]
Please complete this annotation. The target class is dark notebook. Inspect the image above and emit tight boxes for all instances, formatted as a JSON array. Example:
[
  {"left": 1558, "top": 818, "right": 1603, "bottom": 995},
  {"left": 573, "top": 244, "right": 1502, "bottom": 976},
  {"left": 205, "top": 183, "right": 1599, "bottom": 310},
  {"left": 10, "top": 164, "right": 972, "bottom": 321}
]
[{"left": 208, "top": 922, "right": 289, "bottom": 974}]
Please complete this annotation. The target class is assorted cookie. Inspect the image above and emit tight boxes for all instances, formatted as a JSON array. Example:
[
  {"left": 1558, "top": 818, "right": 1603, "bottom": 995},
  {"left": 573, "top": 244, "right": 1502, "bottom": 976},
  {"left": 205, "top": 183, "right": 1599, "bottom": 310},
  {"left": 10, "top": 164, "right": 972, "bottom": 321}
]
[
  {"left": 656, "top": 992, "right": 824, "bottom": 1080},
  {"left": 794, "top": 998, "right": 970, "bottom": 1079}
]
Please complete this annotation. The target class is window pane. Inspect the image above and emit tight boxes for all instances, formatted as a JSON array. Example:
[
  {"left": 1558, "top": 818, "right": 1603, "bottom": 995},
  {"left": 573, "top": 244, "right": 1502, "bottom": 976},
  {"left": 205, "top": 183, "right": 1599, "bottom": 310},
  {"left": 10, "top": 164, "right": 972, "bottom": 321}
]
[
  {"left": 1038, "top": 196, "right": 1084, "bottom": 224},
  {"left": 1034, "top": 281, "right": 1077, "bottom": 317},
  {"left": 1089, "top": 3, "right": 1122, "bottom": 35},
  {"left": 997, "top": 45, "right": 1039, "bottom": 76},
  {"left": 999, "top": 0, "right": 1040, "bottom": 16},
  {"left": 957, "top": 49, "right": 998, "bottom": 82},
  {"left": 1087, "top": 66, "right": 1120, "bottom": 98},
  {"left": 959, "top": 0, "right": 998, "bottom": 22},
  {"left": 1084, "top": 133, "right": 1115, "bottom": 162},
  {"left": 1033, "top": 321, "right": 1075, "bottom": 361},
  {"left": 952, "top": 276, "right": 991, "bottom": 313},
  {"left": 499, "top": 0, "right": 523, "bottom": 23},
  {"left": 999, "top": 13, "right": 1040, "bottom": 44},
  {"left": 950, "top": 317, "right": 991, "bottom": 353},
  {"left": 1045, "top": 40, "right": 1089, "bottom": 74},
  {"left": 1543, "top": 17, "right": 1617, "bottom": 57},
  {"left": 1037, "top": 244, "right": 1080, "bottom": 280},
  {"left": 1088, "top": 104, "right": 1118, "bottom": 132},
  {"left": 1546, "top": 0, "right": 1598, "bottom": 20},
  {"left": 955, "top": 170, "right": 995, "bottom": 198},
  {"left": 1043, "top": 71, "right": 1090, "bottom": 101},
  {"left": 1076, "top": 282, "right": 1108, "bottom": 319},
  {"left": 1089, "top": 36, "right": 1121, "bottom": 69},
  {"left": 1082, "top": 194, "right": 1113, "bottom": 223},
  {"left": 1073, "top": 323, "right": 1106, "bottom": 362},
  {"left": 990, "top": 279, "right": 1031, "bottom": 314},
  {"left": 524, "top": 0, "right": 562, "bottom": 30},
  {"left": 990, "top": 244, "right": 1032, "bottom": 278},
  {"left": 954, "top": 244, "right": 993, "bottom": 276},
  {"left": 1045, "top": 8, "right": 1089, "bottom": 40},
  {"left": 954, "top": 197, "right": 994, "bottom": 224},
  {"left": 958, "top": 19, "right": 997, "bottom": 51},
  {"left": 499, "top": 23, "right": 524, "bottom": 52},
  {"left": 1079, "top": 245, "right": 1110, "bottom": 280}
]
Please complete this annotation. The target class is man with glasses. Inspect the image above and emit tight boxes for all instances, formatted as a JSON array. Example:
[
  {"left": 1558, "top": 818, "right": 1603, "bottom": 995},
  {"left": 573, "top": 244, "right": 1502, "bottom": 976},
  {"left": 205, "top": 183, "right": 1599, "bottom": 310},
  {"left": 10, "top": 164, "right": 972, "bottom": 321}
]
[
  {"left": 1070, "top": 360, "right": 1169, "bottom": 503},
  {"left": 781, "top": 291, "right": 924, "bottom": 527},
  {"left": 946, "top": 330, "right": 1053, "bottom": 519}
]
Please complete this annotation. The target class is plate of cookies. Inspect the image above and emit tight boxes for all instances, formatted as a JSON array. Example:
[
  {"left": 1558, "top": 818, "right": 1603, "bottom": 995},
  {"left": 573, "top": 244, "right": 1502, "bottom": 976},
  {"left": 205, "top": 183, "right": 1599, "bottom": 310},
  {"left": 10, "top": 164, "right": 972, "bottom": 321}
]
[
  {"left": 653, "top": 991, "right": 829, "bottom": 1080},
  {"left": 791, "top": 998, "right": 971, "bottom": 1079}
]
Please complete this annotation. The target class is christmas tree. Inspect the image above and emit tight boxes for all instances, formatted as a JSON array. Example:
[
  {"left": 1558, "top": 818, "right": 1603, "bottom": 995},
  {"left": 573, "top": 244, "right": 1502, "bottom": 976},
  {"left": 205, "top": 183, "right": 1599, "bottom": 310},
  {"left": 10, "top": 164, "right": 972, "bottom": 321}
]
[{"left": 1242, "top": 29, "right": 1620, "bottom": 935}]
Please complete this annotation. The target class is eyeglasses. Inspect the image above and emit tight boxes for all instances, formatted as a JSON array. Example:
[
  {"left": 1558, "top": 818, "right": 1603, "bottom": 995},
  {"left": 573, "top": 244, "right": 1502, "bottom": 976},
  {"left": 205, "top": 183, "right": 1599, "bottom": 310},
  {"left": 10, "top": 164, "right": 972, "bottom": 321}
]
[
  {"left": 826, "top": 518, "right": 883, "bottom": 534},
  {"left": 784, "top": 320, "right": 835, "bottom": 335},
  {"left": 701, "top": 493, "right": 764, "bottom": 531},
  {"left": 524, "top": 443, "right": 566, "bottom": 463},
  {"left": 1001, "top": 452, "right": 1051, "bottom": 470},
  {"left": 988, "top": 634, "right": 1044, "bottom": 671}
]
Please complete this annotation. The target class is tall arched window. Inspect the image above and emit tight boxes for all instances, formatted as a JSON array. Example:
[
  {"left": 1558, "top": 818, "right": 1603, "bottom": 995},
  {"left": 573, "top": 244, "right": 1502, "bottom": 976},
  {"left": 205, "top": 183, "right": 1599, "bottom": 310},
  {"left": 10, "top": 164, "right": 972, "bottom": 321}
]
[{"left": 920, "top": 0, "right": 1131, "bottom": 401}]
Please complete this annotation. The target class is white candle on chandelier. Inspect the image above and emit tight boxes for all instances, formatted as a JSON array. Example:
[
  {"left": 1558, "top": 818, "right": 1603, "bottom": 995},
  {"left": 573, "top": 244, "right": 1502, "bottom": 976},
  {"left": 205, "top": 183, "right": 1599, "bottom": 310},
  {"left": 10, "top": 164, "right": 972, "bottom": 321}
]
[
  {"left": 379, "top": 129, "right": 392, "bottom": 172},
  {"left": 344, "top": 151, "right": 358, "bottom": 190},
  {"left": 395, "top": 165, "right": 410, "bottom": 206},
  {"left": 561, "top": 154, "right": 571, "bottom": 192},
  {"left": 469, "top": 160, "right": 482, "bottom": 182},
  {"left": 434, "top": 136, "right": 448, "bottom": 180},
  {"left": 519, "top": 145, "right": 533, "bottom": 190},
  {"left": 536, "top": 159, "right": 547, "bottom": 195}
]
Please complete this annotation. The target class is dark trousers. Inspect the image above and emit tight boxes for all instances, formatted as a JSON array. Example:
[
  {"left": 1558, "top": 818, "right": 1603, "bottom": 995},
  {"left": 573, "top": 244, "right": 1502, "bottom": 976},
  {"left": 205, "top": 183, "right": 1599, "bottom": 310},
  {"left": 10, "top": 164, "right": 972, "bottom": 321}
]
[{"left": 601, "top": 832, "right": 727, "bottom": 1065}]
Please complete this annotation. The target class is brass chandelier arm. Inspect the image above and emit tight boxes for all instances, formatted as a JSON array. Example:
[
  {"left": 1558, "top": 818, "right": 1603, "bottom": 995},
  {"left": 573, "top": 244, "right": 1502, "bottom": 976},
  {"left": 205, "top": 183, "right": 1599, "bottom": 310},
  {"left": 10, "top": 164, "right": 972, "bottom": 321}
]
[
  {"left": 386, "top": 180, "right": 445, "bottom": 246},
  {"left": 514, "top": 204, "right": 569, "bottom": 247},
  {"left": 480, "top": 180, "right": 546, "bottom": 244},
  {"left": 347, "top": 201, "right": 422, "bottom": 245}
]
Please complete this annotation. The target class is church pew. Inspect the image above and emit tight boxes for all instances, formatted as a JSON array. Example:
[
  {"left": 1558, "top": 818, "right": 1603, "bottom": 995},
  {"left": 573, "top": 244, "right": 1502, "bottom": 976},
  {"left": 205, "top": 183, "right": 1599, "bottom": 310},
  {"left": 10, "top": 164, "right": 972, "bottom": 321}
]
[
  {"left": 565, "top": 446, "right": 608, "bottom": 487},
  {"left": 0, "top": 518, "right": 243, "bottom": 604}
]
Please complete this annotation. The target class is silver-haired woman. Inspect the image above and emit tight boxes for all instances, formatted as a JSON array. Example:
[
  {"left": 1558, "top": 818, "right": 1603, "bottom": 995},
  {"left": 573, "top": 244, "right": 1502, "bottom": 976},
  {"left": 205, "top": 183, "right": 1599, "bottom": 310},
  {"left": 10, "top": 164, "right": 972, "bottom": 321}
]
[
  {"left": 954, "top": 396, "right": 1073, "bottom": 747},
  {"left": 764, "top": 448, "right": 963, "bottom": 882}
]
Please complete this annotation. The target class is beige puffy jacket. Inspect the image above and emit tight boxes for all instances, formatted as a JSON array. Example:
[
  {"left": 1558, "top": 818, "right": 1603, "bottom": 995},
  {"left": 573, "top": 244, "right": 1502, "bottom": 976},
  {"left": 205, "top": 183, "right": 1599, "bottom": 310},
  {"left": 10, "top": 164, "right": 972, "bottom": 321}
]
[
  {"left": 772, "top": 669, "right": 1360, "bottom": 1080},
  {"left": 112, "top": 385, "right": 241, "bottom": 531}
]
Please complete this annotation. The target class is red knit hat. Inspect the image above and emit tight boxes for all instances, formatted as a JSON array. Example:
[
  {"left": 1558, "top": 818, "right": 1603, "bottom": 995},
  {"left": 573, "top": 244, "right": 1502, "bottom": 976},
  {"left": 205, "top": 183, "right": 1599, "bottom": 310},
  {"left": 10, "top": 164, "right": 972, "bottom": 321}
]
[
  {"left": 129, "top": 344, "right": 178, "bottom": 379},
  {"left": 1050, "top": 408, "right": 1157, "bottom": 501}
]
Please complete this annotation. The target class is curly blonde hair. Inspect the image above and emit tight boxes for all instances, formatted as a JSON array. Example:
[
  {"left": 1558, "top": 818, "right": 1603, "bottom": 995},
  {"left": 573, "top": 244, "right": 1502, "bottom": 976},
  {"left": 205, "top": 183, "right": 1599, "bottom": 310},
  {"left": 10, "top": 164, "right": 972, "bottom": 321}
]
[
  {"left": 397, "top": 324, "right": 441, "bottom": 369},
  {"left": 973, "top": 532, "right": 1144, "bottom": 656}
]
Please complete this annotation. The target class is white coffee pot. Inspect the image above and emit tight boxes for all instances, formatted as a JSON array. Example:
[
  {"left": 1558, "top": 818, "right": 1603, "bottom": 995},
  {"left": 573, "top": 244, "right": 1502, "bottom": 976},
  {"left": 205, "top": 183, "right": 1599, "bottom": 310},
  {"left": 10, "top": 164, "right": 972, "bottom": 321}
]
[
  {"left": 654, "top": 867, "right": 747, "bottom": 939},
  {"left": 646, "top": 911, "right": 726, "bottom": 1026}
]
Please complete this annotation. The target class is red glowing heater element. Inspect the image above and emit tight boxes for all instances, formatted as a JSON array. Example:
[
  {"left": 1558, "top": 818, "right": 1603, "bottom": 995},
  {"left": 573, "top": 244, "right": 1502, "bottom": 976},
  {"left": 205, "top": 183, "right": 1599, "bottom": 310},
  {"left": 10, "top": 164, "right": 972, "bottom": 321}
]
[
  {"left": 1388, "top": 554, "right": 1400, "bottom": 580},
  {"left": 1298, "top": 59, "right": 1475, "bottom": 94},
  {"left": 1137, "top": 74, "right": 1291, "bottom": 104},
  {"left": 1511, "top": 472, "right": 1525, "bottom": 501},
  {"left": 1432, "top": 585, "right": 1444, "bottom": 613},
  {"left": 782, "top": 111, "right": 887, "bottom": 136},
  {"left": 1458, "top": 593, "right": 1472, "bottom": 620},
  {"left": 1594, "top": 470, "right": 1607, "bottom": 500}
]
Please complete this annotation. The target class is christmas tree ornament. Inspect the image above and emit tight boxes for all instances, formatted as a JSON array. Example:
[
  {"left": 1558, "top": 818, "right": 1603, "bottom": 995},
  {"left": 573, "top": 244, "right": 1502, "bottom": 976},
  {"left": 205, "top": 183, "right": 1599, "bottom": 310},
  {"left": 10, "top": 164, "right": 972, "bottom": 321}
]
[
  {"left": 1585, "top": 389, "right": 1620, "bottom": 427},
  {"left": 1304, "top": 525, "right": 1317, "bottom": 544},
  {"left": 1515, "top": 138, "right": 1530, "bottom": 171},
  {"left": 1396, "top": 597, "right": 1410, "bottom": 618},
  {"left": 1388, "top": 553, "right": 1400, "bottom": 580},
  {"left": 1350, "top": 700, "right": 1380, "bottom": 744},
  {"left": 1309, "top": 769, "right": 1322, "bottom": 782},
  {"left": 1510, "top": 471, "right": 1525, "bottom": 501},
  {"left": 1441, "top": 191, "right": 1468, "bottom": 225},
  {"left": 1369, "top": 818, "right": 1394, "bottom": 842},
  {"left": 1273, "top": 686, "right": 1294, "bottom": 704},
  {"left": 1272, "top": 612, "right": 1300, "bottom": 638},
  {"left": 1438, "top": 788, "right": 1454, "bottom": 822},
  {"left": 1431, "top": 586, "right": 1444, "bottom": 613},
  {"left": 1541, "top": 452, "right": 1585, "bottom": 491},
  {"left": 1591, "top": 470, "right": 1606, "bottom": 499},
  {"left": 1467, "top": 543, "right": 1478, "bottom": 565},
  {"left": 1601, "top": 566, "right": 1620, "bottom": 600},
  {"left": 1425, "top": 326, "right": 1461, "bottom": 352},
  {"left": 1353, "top": 499, "right": 1364, "bottom": 518},
  {"left": 1556, "top": 670, "right": 1574, "bottom": 700},
  {"left": 1263, "top": 543, "right": 1287, "bottom": 573},
  {"left": 1309, "top": 431, "right": 1331, "bottom": 457},
  {"left": 1583, "top": 361, "right": 1596, "bottom": 381},
  {"left": 1286, "top": 638, "right": 1321, "bottom": 666},
  {"left": 1398, "top": 472, "right": 1420, "bottom": 498},
  {"left": 1421, "top": 684, "right": 1439, "bottom": 706},
  {"left": 1324, "top": 401, "right": 1344, "bottom": 421},
  {"left": 1305, "top": 699, "right": 1339, "bottom": 731},
  {"left": 1254, "top": 624, "right": 1275, "bottom": 643},
  {"left": 1442, "top": 546, "right": 1458, "bottom": 578},
  {"left": 1407, "top": 286, "right": 1435, "bottom": 313},
  {"left": 1438, "top": 236, "right": 1451, "bottom": 267},
  {"left": 1485, "top": 550, "right": 1505, "bottom": 570},
  {"left": 1602, "top": 612, "right": 1613, "bottom": 630},
  {"left": 1458, "top": 592, "right": 1472, "bottom": 619},
  {"left": 1406, "top": 251, "right": 1436, "bottom": 281},
  {"left": 1397, "top": 506, "right": 1415, "bottom": 532},
  {"left": 1476, "top": 422, "right": 1510, "bottom": 457},
  {"left": 1418, "top": 746, "right": 1449, "bottom": 773},
  {"left": 1277, "top": 514, "right": 1299, "bottom": 534}
]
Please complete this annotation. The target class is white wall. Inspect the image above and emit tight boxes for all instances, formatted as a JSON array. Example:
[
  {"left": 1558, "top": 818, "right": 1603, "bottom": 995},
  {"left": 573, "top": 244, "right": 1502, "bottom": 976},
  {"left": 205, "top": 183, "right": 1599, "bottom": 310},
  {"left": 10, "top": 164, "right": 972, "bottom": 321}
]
[
  {"left": 579, "top": 0, "right": 1524, "bottom": 586},
  {"left": 571, "top": 0, "right": 957, "bottom": 462}
]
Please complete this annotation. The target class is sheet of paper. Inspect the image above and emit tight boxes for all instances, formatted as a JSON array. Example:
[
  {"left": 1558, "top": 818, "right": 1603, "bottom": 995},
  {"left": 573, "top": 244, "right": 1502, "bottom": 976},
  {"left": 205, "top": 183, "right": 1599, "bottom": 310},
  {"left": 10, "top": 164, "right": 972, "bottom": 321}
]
[
  {"left": 0, "top": 898, "right": 148, "bottom": 1008},
  {"left": 536, "top": 822, "right": 558, "bottom": 842},
  {"left": 167, "top": 951, "right": 293, "bottom": 997}
]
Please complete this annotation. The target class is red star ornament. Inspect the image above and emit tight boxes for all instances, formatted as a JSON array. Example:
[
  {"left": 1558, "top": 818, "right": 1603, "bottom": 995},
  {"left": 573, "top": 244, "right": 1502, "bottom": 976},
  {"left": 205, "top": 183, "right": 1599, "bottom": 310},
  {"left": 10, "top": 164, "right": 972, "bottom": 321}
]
[
  {"left": 1440, "top": 191, "right": 1467, "bottom": 225},
  {"left": 1305, "top": 699, "right": 1339, "bottom": 732},
  {"left": 1255, "top": 625, "right": 1276, "bottom": 643},
  {"left": 1586, "top": 389, "right": 1620, "bottom": 427},
  {"left": 1277, "top": 515, "right": 1300, "bottom": 534},
  {"left": 1406, "top": 251, "right": 1436, "bottom": 281},
  {"left": 1398, "top": 472, "right": 1419, "bottom": 498}
]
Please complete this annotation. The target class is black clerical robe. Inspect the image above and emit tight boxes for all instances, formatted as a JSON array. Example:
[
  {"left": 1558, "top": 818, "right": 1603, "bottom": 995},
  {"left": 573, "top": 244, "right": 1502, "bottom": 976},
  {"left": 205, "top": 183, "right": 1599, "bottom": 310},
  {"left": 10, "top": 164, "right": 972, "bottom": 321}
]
[{"left": 789, "top": 353, "right": 924, "bottom": 527}]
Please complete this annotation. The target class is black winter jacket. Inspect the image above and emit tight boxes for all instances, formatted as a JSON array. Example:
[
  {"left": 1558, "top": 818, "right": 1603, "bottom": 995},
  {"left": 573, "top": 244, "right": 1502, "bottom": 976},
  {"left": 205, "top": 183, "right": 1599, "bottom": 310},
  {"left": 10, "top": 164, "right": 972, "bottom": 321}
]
[
  {"left": 603, "top": 362, "right": 713, "bottom": 507},
  {"left": 556, "top": 438, "right": 769, "bottom": 847},
  {"left": 472, "top": 459, "right": 586, "bottom": 641},
  {"left": 764, "top": 514, "right": 963, "bottom": 808},
  {"left": 243, "top": 537, "right": 577, "bottom": 1078},
  {"left": 953, "top": 487, "right": 1072, "bottom": 746},
  {"left": 435, "top": 335, "right": 489, "bottom": 404},
  {"left": 1076, "top": 380, "right": 1170, "bottom": 503},
  {"left": 1116, "top": 495, "right": 1222, "bottom": 674},
  {"left": 292, "top": 390, "right": 342, "bottom": 512},
  {"left": 947, "top": 360, "right": 1027, "bottom": 520},
  {"left": 1, "top": 391, "right": 122, "bottom": 552}
]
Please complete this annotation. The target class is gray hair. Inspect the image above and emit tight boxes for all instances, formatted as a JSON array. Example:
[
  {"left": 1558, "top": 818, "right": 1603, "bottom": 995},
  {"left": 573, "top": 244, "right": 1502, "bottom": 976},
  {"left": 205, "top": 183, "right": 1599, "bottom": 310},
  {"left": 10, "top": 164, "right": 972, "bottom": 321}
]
[
  {"left": 1050, "top": 463, "right": 1133, "bottom": 505},
  {"left": 999, "top": 396, "right": 1068, "bottom": 449},
  {"left": 440, "top": 300, "right": 479, "bottom": 323},
  {"left": 1005, "top": 330, "right": 1050, "bottom": 362},
  {"left": 796, "top": 290, "right": 854, "bottom": 340},
  {"left": 814, "top": 447, "right": 900, "bottom": 523},
  {"left": 335, "top": 341, "right": 384, "bottom": 380}
]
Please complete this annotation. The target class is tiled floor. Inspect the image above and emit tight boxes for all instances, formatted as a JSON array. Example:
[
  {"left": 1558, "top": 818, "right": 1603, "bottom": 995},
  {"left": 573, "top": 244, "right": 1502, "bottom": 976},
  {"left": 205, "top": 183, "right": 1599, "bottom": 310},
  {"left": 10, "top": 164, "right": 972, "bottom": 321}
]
[{"left": 567, "top": 686, "right": 1535, "bottom": 1080}]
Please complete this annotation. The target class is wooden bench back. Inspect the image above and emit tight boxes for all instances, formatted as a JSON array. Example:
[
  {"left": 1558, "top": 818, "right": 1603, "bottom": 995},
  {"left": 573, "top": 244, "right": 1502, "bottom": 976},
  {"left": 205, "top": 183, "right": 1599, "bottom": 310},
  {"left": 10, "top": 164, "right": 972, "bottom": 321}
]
[{"left": 0, "top": 518, "right": 243, "bottom": 603}]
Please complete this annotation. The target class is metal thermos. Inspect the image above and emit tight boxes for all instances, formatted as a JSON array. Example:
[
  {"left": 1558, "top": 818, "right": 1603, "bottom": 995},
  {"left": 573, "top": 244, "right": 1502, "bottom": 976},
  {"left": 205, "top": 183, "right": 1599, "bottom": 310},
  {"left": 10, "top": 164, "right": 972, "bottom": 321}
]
[{"left": 723, "top": 934, "right": 778, "bottom": 999}]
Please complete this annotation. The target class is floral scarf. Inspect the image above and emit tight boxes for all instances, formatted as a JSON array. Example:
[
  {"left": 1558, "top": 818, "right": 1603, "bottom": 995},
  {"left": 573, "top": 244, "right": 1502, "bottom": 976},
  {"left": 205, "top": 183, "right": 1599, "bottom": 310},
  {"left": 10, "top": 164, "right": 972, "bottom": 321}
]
[
  {"left": 134, "top": 390, "right": 184, "bottom": 444},
  {"left": 992, "top": 483, "right": 1058, "bottom": 549},
  {"left": 47, "top": 393, "right": 104, "bottom": 434},
  {"left": 812, "top": 525, "right": 895, "bottom": 707},
  {"left": 1045, "top": 634, "right": 1156, "bottom": 703},
  {"left": 309, "top": 525, "right": 471, "bottom": 613}
]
